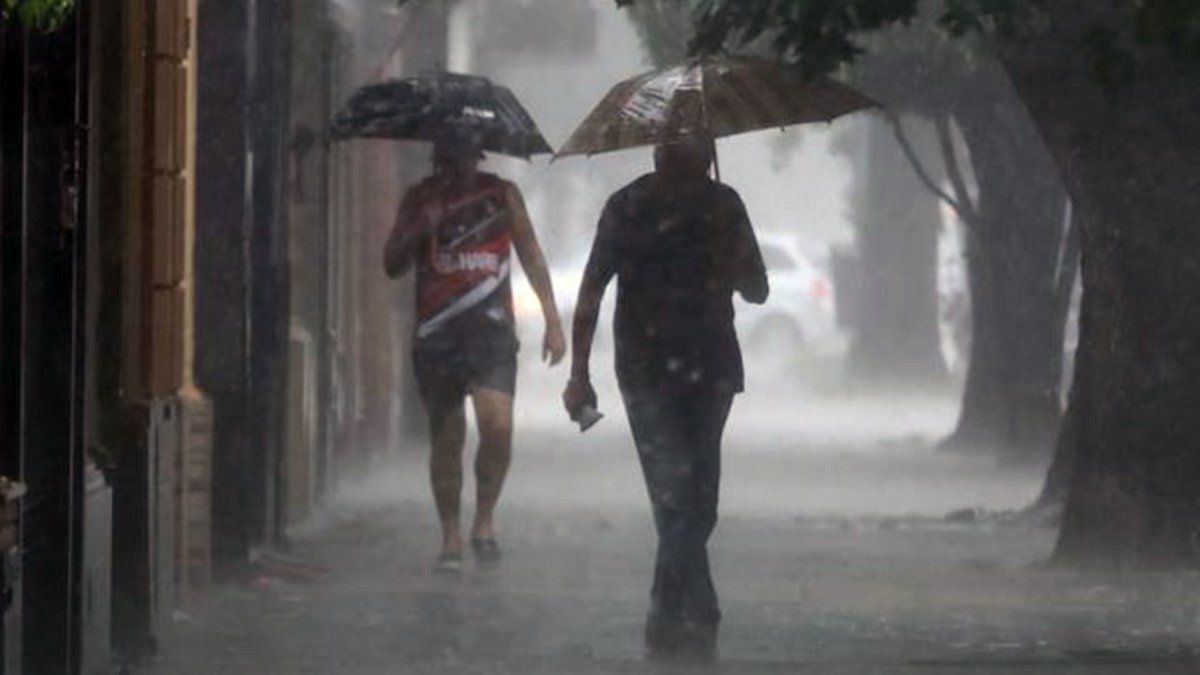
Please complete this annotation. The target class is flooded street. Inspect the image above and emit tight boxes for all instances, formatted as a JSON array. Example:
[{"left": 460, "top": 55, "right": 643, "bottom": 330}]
[{"left": 142, "top": 392, "right": 1200, "bottom": 674}]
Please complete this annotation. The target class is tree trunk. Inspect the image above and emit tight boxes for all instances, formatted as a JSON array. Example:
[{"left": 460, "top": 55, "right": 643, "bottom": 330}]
[
  {"left": 843, "top": 117, "right": 948, "bottom": 386},
  {"left": 1034, "top": 209, "right": 1091, "bottom": 510},
  {"left": 998, "top": 0, "right": 1200, "bottom": 566},
  {"left": 943, "top": 90, "right": 1076, "bottom": 463}
]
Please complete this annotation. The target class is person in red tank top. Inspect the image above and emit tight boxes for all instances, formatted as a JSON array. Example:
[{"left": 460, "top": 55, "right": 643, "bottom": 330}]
[{"left": 384, "top": 131, "right": 565, "bottom": 572}]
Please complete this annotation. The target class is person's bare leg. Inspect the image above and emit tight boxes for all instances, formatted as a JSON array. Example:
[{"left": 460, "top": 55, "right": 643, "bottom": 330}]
[
  {"left": 470, "top": 387, "right": 514, "bottom": 541},
  {"left": 429, "top": 405, "right": 467, "bottom": 557}
]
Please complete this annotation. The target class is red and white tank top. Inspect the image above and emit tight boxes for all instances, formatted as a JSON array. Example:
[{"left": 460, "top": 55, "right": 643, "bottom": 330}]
[{"left": 411, "top": 173, "right": 514, "bottom": 339}]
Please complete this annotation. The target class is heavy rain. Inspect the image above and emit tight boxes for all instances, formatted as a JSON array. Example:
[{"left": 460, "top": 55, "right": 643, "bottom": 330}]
[{"left": 2, "top": 0, "right": 1199, "bottom": 673}]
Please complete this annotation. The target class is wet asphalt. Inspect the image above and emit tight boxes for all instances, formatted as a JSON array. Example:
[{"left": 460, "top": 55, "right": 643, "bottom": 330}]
[{"left": 141, "top": 392, "right": 1200, "bottom": 674}]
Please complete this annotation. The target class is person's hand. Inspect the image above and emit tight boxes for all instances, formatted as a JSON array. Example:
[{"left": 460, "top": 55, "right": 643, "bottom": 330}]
[
  {"left": 543, "top": 321, "right": 566, "bottom": 366},
  {"left": 562, "top": 377, "right": 597, "bottom": 421}
]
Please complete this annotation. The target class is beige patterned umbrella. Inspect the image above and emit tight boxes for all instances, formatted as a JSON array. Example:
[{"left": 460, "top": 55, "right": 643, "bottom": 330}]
[{"left": 556, "top": 55, "right": 878, "bottom": 162}]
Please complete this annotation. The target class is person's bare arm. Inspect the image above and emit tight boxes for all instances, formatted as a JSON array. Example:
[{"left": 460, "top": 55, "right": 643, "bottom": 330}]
[
  {"left": 507, "top": 184, "right": 566, "bottom": 365},
  {"left": 569, "top": 265, "right": 609, "bottom": 384},
  {"left": 563, "top": 201, "right": 618, "bottom": 417},
  {"left": 383, "top": 187, "right": 432, "bottom": 278}
]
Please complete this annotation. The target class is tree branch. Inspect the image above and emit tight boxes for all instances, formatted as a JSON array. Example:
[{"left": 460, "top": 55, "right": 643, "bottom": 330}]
[
  {"left": 885, "top": 111, "right": 973, "bottom": 225},
  {"left": 934, "top": 113, "right": 980, "bottom": 226}
]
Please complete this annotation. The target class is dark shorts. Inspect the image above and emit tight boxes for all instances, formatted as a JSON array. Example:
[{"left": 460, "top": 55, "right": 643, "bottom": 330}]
[{"left": 413, "top": 319, "right": 518, "bottom": 414}]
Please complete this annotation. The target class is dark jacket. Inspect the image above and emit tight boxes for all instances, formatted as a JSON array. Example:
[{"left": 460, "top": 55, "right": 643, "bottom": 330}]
[{"left": 586, "top": 174, "right": 767, "bottom": 393}]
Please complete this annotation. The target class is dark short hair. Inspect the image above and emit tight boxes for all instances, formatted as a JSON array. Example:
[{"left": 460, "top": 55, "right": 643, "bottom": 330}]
[
  {"left": 655, "top": 136, "right": 714, "bottom": 170},
  {"left": 433, "top": 128, "right": 485, "bottom": 165}
]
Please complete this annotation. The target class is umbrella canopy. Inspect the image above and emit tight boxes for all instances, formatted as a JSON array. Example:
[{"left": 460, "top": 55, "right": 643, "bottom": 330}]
[
  {"left": 557, "top": 55, "right": 878, "bottom": 158},
  {"left": 330, "top": 71, "right": 553, "bottom": 158}
]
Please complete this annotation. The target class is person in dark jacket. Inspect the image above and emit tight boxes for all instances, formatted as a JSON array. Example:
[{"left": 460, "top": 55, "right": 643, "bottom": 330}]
[{"left": 563, "top": 136, "right": 768, "bottom": 660}]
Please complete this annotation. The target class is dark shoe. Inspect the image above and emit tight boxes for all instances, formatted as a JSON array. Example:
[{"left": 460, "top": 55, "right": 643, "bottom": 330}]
[
  {"left": 433, "top": 551, "right": 463, "bottom": 575},
  {"left": 681, "top": 621, "right": 718, "bottom": 663},
  {"left": 471, "top": 537, "right": 502, "bottom": 564},
  {"left": 644, "top": 612, "right": 687, "bottom": 661}
]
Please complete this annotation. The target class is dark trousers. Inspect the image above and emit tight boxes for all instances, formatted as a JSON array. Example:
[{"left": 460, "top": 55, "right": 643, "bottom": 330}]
[{"left": 621, "top": 386, "right": 734, "bottom": 627}]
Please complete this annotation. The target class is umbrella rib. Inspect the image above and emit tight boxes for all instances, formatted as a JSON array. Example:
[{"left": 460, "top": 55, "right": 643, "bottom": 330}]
[
  {"left": 709, "top": 73, "right": 754, "bottom": 136},
  {"left": 555, "top": 56, "right": 877, "bottom": 157}
]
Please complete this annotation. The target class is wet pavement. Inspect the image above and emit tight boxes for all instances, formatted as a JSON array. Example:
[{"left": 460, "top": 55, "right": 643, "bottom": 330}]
[{"left": 141, "top": 394, "right": 1200, "bottom": 674}]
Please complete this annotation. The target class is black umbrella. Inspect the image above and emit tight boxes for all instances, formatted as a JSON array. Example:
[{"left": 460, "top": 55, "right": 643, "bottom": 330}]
[{"left": 329, "top": 71, "right": 553, "bottom": 158}]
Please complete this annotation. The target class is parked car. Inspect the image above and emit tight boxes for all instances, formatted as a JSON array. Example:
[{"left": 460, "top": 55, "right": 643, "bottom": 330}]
[
  {"left": 735, "top": 235, "right": 845, "bottom": 356},
  {"left": 513, "top": 235, "right": 843, "bottom": 358}
]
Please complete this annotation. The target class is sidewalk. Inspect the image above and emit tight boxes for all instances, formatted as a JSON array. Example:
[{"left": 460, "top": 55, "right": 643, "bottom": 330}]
[{"left": 141, "top": 396, "right": 1200, "bottom": 673}]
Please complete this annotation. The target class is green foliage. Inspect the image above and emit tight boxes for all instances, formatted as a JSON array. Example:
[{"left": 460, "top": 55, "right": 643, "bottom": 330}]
[
  {"left": 620, "top": 0, "right": 1200, "bottom": 84},
  {"left": 1079, "top": 1, "right": 1200, "bottom": 86},
  {"left": 847, "top": 3, "right": 990, "bottom": 116},
  {"left": 1134, "top": 0, "right": 1200, "bottom": 62},
  {"left": 1084, "top": 25, "right": 1137, "bottom": 88},
  {"left": 1, "top": 0, "right": 73, "bottom": 31},
  {"left": 686, "top": 0, "right": 1047, "bottom": 77},
  {"left": 937, "top": 0, "right": 1046, "bottom": 38},
  {"left": 688, "top": 0, "right": 923, "bottom": 77}
]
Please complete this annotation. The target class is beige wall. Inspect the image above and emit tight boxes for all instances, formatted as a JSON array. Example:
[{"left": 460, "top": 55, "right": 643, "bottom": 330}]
[
  {"left": 118, "top": 0, "right": 211, "bottom": 603},
  {"left": 120, "top": 0, "right": 198, "bottom": 400}
]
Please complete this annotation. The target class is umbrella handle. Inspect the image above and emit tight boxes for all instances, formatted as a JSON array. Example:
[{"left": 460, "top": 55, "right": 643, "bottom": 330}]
[
  {"left": 439, "top": 0, "right": 450, "bottom": 70},
  {"left": 696, "top": 61, "right": 721, "bottom": 184}
]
